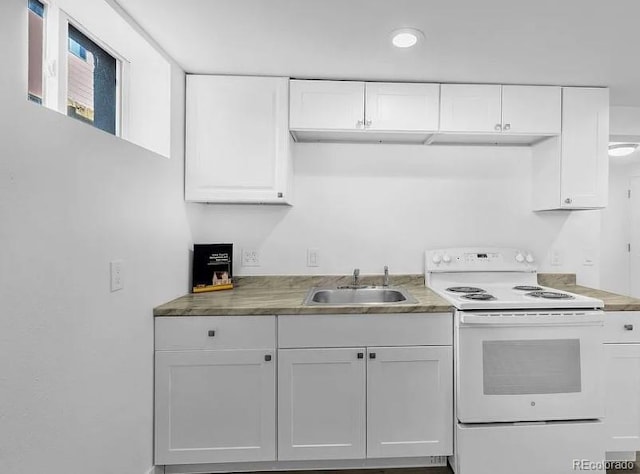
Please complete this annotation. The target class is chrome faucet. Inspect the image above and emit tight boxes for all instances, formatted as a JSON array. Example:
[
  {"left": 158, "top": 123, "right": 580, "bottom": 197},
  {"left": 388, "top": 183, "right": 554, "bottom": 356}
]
[
  {"left": 353, "top": 268, "right": 360, "bottom": 287},
  {"left": 382, "top": 265, "right": 389, "bottom": 287}
]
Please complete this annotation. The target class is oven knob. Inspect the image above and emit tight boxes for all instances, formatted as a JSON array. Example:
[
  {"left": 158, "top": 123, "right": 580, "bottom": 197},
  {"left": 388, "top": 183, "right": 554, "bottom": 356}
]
[
  {"left": 515, "top": 253, "right": 525, "bottom": 263},
  {"left": 432, "top": 254, "right": 442, "bottom": 264},
  {"left": 525, "top": 253, "right": 534, "bottom": 263},
  {"left": 443, "top": 254, "right": 451, "bottom": 263}
]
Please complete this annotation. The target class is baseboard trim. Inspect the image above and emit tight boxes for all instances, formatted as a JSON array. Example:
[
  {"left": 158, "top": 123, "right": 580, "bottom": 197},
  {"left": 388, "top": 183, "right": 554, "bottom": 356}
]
[{"left": 164, "top": 456, "right": 448, "bottom": 474}]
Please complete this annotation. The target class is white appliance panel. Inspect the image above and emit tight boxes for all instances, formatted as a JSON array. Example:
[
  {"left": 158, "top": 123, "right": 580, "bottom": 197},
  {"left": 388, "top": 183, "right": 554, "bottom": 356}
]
[
  {"left": 455, "top": 310, "right": 605, "bottom": 423},
  {"left": 455, "top": 421, "right": 605, "bottom": 474}
]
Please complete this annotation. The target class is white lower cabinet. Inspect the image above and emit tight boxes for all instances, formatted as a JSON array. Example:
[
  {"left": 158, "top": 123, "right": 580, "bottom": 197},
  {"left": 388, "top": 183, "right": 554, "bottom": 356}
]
[
  {"left": 154, "top": 316, "right": 277, "bottom": 465},
  {"left": 277, "top": 335, "right": 453, "bottom": 461},
  {"left": 155, "top": 314, "right": 453, "bottom": 468},
  {"left": 367, "top": 346, "right": 453, "bottom": 458},
  {"left": 603, "top": 312, "right": 640, "bottom": 457},
  {"left": 155, "top": 349, "right": 276, "bottom": 465},
  {"left": 277, "top": 348, "right": 367, "bottom": 461},
  {"left": 604, "top": 344, "right": 640, "bottom": 452}
]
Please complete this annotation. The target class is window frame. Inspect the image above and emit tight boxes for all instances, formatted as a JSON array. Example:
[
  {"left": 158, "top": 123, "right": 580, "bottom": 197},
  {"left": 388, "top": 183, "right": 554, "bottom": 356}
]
[{"left": 36, "top": 1, "right": 129, "bottom": 138}]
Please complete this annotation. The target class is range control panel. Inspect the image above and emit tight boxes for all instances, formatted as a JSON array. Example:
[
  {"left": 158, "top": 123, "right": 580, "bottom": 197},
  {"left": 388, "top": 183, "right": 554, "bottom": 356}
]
[{"left": 425, "top": 247, "right": 536, "bottom": 273}]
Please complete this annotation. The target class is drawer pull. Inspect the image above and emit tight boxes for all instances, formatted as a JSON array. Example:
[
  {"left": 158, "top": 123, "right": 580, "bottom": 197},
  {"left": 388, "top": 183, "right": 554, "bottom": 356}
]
[
  {"left": 369, "top": 352, "right": 376, "bottom": 359},
  {"left": 264, "top": 354, "right": 272, "bottom": 362},
  {"left": 207, "top": 330, "right": 216, "bottom": 337},
  {"left": 624, "top": 324, "right": 634, "bottom": 331},
  {"left": 357, "top": 352, "right": 364, "bottom": 359}
]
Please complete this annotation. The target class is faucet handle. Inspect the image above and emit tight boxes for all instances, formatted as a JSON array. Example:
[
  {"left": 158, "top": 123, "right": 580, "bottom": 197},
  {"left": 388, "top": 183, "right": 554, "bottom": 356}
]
[
  {"left": 384, "top": 265, "right": 388, "bottom": 274},
  {"left": 354, "top": 268, "right": 360, "bottom": 277}
]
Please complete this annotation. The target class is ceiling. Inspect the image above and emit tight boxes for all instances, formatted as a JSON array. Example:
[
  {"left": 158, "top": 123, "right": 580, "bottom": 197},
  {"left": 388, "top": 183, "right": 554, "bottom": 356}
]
[{"left": 115, "top": 0, "right": 640, "bottom": 106}]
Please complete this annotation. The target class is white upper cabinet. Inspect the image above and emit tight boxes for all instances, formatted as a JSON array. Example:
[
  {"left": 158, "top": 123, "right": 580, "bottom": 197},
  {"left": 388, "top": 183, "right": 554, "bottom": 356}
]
[
  {"left": 532, "top": 87, "right": 609, "bottom": 210},
  {"left": 560, "top": 87, "right": 609, "bottom": 209},
  {"left": 501, "top": 85, "right": 561, "bottom": 135},
  {"left": 438, "top": 84, "right": 561, "bottom": 142},
  {"left": 289, "top": 80, "right": 440, "bottom": 143},
  {"left": 289, "top": 80, "right": 365, "bottom": 130},
  {"left": 185, "top": 75, "right": 292, "bottom": 204},
  {"left": 364, "top": 82, "right": 440, "bottom": 131},
  {"left": 439, "top": 84, "right": 502, "bottom": 133}
]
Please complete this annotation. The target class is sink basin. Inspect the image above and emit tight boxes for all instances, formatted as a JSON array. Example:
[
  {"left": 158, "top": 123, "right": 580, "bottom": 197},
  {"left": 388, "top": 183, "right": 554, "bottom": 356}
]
[{"left": 303, "top": 286, "right": 418, "bottom": 306}]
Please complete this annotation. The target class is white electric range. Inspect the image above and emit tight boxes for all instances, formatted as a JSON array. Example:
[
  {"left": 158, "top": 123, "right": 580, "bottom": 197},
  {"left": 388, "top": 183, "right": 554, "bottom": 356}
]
[{"left": 426, "top": 247, "right": 606, "bottom": 474}]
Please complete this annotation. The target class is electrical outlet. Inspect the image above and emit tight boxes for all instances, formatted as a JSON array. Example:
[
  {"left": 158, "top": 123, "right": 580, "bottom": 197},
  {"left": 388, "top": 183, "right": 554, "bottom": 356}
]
[
  {"left": 242, "top": 249, "right": 260, "bottom": 267},
  {"left": 307, "top": 248, "right": 319, "bottom": 267},
  {"left": 110, "top": 260, "right": 124, "bottom": 291},
  {"left": 550, "top": 249, "right": 562, "bottom": 266}
]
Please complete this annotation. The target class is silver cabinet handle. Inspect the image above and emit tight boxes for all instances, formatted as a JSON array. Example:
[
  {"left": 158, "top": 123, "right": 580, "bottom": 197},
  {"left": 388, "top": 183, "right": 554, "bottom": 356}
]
[
  {"left": 625, "top": 324, "right": 634, "bottom": 331},
  {"left": 264, "top": 354, "right": 272, "bottom": 361},
  {"left": 564, "top": 198, "right": 572, "bottom": 204},
  {"left": 208, "top": 330, "right": 215, "bottom": 337},
  {"left": 365, "top": 119, "right": 372, "bottom": 127},
  {"left": 503, "top": 123, "right": 511, "bottom": 131},
  {"left": 277, "top": 192, "right": 283, "bottom": 198},
  {"left": 357, "top": 352, "right": 364, "bottom": 359},
  {"left": 495, "top": 124, "right": 502, "bottom": 131},
  {"left": 356, "top": 120, "right": 364, "bottom": 128}
]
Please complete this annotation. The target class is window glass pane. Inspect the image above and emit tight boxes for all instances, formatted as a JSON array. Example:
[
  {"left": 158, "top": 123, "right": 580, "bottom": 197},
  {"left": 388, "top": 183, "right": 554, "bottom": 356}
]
[
  {"left": 67, "top": 24, "right": 118, "bottom": 135},
  {"left": 483, "top": 339, "right": 582, "bottom": 395},
  {"left": 28, "top": 0, "right": 45, "bottom": 104}
]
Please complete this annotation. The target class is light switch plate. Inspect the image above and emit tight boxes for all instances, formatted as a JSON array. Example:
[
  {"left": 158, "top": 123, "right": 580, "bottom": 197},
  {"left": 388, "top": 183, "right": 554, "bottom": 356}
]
[
  {"left": 110, "top": 260, "right": 124, "bottom": 291},
  {"left": 307, "top": 248, "right": 319, "bottom": 267}
]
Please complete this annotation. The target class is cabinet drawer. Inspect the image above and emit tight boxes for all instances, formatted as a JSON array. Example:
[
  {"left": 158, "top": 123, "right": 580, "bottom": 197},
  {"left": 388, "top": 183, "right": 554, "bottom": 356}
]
[
  {"left": 155, "top": 316, "right": 276, "bottom": 350},
  {"left": 604, "top": 312, "right": 640, "bottom": 343},
  {"left": 278, "top": 313, "right": 452, "bottom": 348}
]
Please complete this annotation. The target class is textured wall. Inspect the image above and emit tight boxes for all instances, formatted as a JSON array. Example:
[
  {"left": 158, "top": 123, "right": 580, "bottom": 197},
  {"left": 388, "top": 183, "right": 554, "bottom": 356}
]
[{"left": 0, "top": 1, "right": 191, "bottom": 473}]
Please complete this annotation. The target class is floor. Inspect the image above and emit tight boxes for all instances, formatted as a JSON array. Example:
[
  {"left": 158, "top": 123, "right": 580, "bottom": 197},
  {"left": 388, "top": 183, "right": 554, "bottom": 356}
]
[{"left": 250, "top": 463, "right": 639, "bottom": 474}]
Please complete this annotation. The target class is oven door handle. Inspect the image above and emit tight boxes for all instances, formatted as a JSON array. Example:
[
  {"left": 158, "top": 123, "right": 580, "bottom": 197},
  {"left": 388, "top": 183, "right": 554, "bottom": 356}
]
[
  {"left": 460, "top": 321, "right": 604, "bottom": 328},
  {"left": 459, "top": 314, "right": 604, "bottom": 327}
]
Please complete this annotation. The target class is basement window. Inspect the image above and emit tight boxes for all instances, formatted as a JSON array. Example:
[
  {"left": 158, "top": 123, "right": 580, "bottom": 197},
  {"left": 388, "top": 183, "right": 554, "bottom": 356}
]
[
  {"left": 67, "top": 24, "right": 119, "bottom": 135},
  {"left": 27, "top": 1, "right": 122, "bottom": 136},
  {"left": 27, "top": 0, "right": 45, "bottom": 104},
  {"left": 25, "top": 0, "right": 172, "bottom": 157}
]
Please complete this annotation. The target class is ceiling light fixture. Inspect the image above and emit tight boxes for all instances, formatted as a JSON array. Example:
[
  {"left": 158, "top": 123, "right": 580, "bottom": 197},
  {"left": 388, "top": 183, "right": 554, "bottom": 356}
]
[
  {"left": 608, "top": 143, "right": 639, "bottom": 157},
  {"left": 391, "top": 28, "right": 424, "bottom": 48}
]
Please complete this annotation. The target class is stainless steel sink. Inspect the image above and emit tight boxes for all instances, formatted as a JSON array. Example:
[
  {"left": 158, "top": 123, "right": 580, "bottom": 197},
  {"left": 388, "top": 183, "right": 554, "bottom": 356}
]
[{"left": 303, "top": 286, "right": 418, "bottom": 306}]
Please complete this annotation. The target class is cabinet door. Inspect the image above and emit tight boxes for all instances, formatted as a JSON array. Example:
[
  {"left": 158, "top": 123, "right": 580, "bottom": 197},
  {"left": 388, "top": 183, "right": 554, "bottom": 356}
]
[
  {"left": 185, "top": 75, "right": 291, "bottom": 203},
  {"left": 440, "top": 84, "right": 502, "bottom": 132},
  {"left": 155, "top": 350, "right": 276, "bottom": 465},
  {"left": 501, "top": 85, "right": 561, "bottom": 134},
  {"left": 560, "top": 87, "right": 609, "bottom": 209},
  {"left": 367, "top": 346, "right": 453, "bottom": 458},
  {"left": 289, "top": 80, "right": 365, "bottom": 130},
  {"left": 364, "top": 82, "right": 440, "bottom": 131},
  {"left": 278, "top": 348, "right": 366, "bottom": 460},
  {"left": 604, "top": 344, "right": 640, "bottom": 452}
]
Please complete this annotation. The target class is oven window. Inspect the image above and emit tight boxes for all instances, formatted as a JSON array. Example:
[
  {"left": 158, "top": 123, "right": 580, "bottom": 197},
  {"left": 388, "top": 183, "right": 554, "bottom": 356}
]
[{"left": 482, "top": 339, "right": 581, "bottom": 395}]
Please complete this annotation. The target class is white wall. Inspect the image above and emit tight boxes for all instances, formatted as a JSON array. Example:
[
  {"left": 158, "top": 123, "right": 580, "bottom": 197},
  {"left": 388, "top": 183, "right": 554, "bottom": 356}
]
[
  {"left": 0, "top": 1, "right": 191, "bottom": 473},
  {"left": 188, "top": 143, "right": 602, "bottom": 286}
]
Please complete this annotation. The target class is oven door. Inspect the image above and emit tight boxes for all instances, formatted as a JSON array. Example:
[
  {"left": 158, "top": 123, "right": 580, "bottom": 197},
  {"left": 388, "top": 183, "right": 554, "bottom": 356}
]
[{"left": 456, "top": 310, "right": 604, "bottom": 423}]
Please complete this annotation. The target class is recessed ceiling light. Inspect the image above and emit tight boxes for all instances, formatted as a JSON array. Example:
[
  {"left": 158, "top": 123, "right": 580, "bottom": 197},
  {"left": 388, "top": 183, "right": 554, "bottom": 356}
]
[
  {"left": 608, "top": 143, "right": 639, "bottom": 157},
  {"left": 391, "top": 28, "right": 424, "bottom": 48}
]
